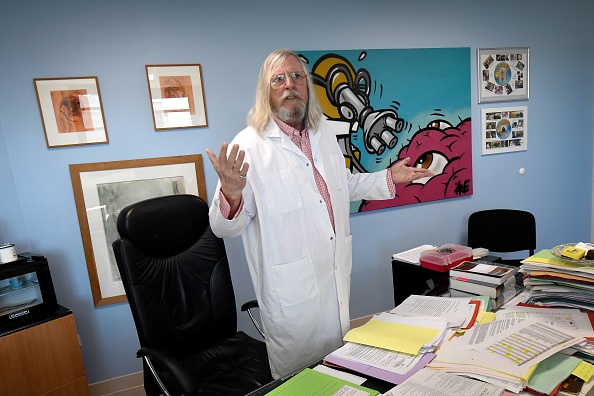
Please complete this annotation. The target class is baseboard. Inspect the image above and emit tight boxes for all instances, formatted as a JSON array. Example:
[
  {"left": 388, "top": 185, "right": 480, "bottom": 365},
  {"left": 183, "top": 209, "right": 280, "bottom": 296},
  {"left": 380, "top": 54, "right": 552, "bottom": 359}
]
[{"left": 88, "top": 371, "right": 144, "bottom": 396}]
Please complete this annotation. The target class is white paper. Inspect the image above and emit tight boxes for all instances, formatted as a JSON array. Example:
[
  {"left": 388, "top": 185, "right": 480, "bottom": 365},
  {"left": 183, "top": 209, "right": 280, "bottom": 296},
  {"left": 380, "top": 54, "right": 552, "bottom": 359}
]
[
  {"left": 495, "top": 306, "right": 594, "bottom": 337},
  {"left": 382, "top": 368, "right": 503, "bottom": 396},
  {"left": 392, "top": 245, "right": 436, "bottom": 265},
  {"left": 462, "top": 318, "right": 583, "bottom": 368},
  {"left": 329, "top": 342, "right": 426, "bottom": 374},
  {"left": 390, "top": 295, "right": 473, "bottom": 328},
  {"left": 313, "top": 364, "right": 367, "bottom": 385}
]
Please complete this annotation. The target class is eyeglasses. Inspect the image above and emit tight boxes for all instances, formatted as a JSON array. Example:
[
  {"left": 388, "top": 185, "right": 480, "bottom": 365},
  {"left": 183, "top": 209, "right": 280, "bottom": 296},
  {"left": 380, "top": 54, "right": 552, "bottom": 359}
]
[{"left": 270, "top": 71, "right": 307, "bottom": 88}]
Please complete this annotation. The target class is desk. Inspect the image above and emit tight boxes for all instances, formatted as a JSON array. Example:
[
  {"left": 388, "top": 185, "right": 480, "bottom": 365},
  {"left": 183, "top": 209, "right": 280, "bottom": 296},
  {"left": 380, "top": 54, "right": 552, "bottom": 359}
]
[{"left": 248, "top": 302, "right": 594, "bottom": 396}]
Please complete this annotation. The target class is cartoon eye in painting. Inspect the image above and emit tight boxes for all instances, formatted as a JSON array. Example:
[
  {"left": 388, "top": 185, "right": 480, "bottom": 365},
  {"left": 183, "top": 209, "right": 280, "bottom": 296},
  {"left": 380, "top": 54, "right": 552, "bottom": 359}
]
[{"left": 411, "top": 152, "right": 448, "bottom": 185}]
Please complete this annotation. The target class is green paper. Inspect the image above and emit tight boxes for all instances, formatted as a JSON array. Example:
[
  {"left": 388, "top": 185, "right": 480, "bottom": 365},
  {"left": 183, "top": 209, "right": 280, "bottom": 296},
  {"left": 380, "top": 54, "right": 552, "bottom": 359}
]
[
  {"left": 526, "top": 353, "right": 582, "bottom": 395},
  {"left": 265, "top": 368, "right": 379, "bottom": 396}
]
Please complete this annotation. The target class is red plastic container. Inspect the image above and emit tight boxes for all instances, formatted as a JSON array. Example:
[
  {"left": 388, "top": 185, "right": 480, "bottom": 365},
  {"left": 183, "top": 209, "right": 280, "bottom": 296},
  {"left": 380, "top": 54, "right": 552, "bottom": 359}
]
[{"left": 419, "top": 244, "right": 473, "bottom": 272}]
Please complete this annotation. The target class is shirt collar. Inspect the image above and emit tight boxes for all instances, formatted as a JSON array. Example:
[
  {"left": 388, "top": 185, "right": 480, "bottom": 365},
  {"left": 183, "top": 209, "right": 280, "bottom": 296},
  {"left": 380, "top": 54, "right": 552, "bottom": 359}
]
[{"left": 274, "top": 117, "right": 308, "bottom": 137}]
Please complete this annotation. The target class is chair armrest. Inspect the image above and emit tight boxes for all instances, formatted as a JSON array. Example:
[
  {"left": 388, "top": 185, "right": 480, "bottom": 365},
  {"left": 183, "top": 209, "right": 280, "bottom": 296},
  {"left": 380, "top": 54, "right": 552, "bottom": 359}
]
[
  {"left": 240, "top": 299, "right": 265, "bottom": 338},
  {"left": 137, "top": 346, "right": 195, "bottom": 396},
  {"left": 240, "top": 299, "right": 259, "bottom": 311}
]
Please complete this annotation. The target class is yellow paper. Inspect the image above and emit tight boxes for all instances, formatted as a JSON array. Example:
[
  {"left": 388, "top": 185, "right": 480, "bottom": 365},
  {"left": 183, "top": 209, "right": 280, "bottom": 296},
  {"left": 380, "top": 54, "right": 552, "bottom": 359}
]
[
  {"left": 479, "top": 311, "right": 496, "bottom": 324},
  {"left": 343, "top": 319, "right": 439, "bottom": 355},
  {"left": 572, "top": 360, "right": 594, "bottom": 382}
]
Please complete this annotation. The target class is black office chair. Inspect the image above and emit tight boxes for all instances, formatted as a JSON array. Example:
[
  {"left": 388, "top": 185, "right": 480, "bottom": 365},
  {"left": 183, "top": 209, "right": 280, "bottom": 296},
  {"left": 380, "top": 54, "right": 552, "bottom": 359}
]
[
  {"left": 112, "top": 194, "right": 272, "bottom": 396},
  {"left": 467, "top": 209, "right": 536, "bottom": 267}
]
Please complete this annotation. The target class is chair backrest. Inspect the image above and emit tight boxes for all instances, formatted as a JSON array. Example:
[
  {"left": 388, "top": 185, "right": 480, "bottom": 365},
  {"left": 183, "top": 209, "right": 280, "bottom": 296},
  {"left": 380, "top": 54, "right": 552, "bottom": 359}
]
[
  {"left": 467, "top": 209, "right": 536, "bottom": 255},
  {"left": 112, "top": 194, "right": 237, "bottom": 356}
]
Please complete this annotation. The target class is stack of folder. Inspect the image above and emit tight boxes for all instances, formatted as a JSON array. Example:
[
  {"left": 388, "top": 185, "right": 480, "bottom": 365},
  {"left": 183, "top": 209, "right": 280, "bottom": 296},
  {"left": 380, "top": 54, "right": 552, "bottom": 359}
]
[
  {"left": 323, "top": 295, "right": 481, "bottom": 386},
  {"left": 521, "top": 249, "right": 594, "bottom": 312}
]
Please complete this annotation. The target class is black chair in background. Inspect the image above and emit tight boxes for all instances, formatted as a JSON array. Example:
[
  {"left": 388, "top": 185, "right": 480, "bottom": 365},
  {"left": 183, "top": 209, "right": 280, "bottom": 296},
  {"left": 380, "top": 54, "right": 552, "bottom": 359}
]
[
  {"left": 112, "top": 194, "right": 272, "bottom": 396},
  {"left": 467, "top": 209, "right": 536, "bottom": 267}
]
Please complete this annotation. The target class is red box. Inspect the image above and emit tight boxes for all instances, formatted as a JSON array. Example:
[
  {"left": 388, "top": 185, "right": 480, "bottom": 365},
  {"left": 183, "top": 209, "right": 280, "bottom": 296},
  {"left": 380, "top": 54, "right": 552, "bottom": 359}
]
[{"left": 419, "top": 244, "right": 473, "bottom": 272}]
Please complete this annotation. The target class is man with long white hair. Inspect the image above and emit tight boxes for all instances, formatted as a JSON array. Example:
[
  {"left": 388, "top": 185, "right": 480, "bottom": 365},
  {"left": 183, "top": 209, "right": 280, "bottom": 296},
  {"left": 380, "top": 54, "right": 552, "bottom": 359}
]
[{"left": 206, "top": 49, "right": 432, "bottom": 379}]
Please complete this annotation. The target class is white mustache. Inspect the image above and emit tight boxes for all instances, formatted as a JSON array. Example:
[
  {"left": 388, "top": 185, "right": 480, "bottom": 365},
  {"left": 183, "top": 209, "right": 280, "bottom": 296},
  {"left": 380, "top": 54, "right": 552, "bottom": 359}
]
[{"left": 280, "top": 89, "right": 303, "bottom": 100}]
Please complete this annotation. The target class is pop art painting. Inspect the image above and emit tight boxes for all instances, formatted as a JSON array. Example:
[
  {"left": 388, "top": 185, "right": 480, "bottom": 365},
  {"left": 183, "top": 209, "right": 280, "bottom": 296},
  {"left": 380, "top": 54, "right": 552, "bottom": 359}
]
[{"left": 297, "top": 48, "right": 472, "bottom": 213}]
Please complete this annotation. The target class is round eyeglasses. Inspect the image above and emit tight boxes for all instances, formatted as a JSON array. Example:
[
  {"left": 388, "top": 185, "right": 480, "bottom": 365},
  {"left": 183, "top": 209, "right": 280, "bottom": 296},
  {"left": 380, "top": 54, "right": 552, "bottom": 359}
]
[{"left": 270, "top": 72, "right": 307, "bottom": 89}]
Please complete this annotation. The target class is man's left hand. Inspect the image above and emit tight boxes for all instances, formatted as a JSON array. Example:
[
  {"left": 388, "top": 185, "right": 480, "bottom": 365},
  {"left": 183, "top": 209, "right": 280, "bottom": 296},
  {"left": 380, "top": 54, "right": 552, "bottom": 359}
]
[{"left": 390, "top": 157, "right": 433, "bottom": 184}]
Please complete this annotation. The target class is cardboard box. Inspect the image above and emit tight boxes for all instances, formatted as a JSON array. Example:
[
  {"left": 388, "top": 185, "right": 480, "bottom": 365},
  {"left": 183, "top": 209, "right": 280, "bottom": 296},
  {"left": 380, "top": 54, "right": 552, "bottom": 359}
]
[{"left": 420, "top": 244, "right": 473, "bottom": 272}]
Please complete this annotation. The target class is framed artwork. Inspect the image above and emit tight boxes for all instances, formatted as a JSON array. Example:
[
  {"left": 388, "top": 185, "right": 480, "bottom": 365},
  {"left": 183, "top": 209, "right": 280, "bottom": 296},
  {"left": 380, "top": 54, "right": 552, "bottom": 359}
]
[
  {"left": 297, "top": 48, "right": 472, "bottom": 213},
  {"left": 481, "top": 106, "right": 528, "bottom": 155},
  {"left": 145, "top": 64, "right": 208, "bottom": 130},
  {"left": 69, "top": 154, "right": 207, "bottom": 306},
  {"left": 477, "top": 48, "right": 529, "bottom": 103},
  {"left": 33, "top": 76, "right": 109, "bottom": 148}
]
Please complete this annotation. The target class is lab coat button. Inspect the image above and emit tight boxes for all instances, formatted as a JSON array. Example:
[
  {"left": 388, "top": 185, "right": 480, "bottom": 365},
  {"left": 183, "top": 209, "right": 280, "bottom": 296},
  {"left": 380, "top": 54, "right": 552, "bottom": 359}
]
[{"left": 330, "top": 236, "right": 333, "bottom": 240}]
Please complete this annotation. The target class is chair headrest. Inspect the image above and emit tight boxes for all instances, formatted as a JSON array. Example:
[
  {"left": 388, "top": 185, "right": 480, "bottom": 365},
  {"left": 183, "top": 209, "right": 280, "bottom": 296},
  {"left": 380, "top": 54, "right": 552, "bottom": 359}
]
[{"left": 116, "top": 194, "right": 210, "bottom": 257}]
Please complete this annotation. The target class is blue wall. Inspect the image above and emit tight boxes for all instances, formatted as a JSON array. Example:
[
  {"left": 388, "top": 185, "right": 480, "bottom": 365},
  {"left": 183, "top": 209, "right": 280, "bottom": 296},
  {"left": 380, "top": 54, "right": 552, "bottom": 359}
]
[{"left": 1, "top": 0, "right": 593, "bottom": 384}]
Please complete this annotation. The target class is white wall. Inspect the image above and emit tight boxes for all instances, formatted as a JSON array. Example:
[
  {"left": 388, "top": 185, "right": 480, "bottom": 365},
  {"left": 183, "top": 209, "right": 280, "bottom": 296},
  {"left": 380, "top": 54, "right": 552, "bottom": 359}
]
[{"left": 1, "top": 0, "right": 593, "bottom": 384}]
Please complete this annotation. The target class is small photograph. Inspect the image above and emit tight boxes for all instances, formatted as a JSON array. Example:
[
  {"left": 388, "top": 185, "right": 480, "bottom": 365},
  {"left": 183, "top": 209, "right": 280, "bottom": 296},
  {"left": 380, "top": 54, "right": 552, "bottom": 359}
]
[
  {"left": 483, "top": 54, "right": 494, "bottom": 69},
  {"left": 485, "top": 112, "right": 499, "bottom": 120},
  {"left": 485, "top": 81, "right": 495, "bottom": 92},
  {"left": 516, "top": 61, "right": 525, "bottom": 71}
]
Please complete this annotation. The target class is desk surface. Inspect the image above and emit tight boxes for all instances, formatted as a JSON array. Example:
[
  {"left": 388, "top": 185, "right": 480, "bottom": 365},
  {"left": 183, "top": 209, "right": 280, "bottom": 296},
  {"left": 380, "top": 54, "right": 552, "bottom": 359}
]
[{"left": 248, "top": 292, "right": 594, "bottom": 396}]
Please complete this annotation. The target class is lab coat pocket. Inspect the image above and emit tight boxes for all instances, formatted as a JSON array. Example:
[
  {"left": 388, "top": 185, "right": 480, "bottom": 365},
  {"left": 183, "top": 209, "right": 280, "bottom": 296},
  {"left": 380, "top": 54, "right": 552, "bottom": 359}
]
[{"left": 272, "top": 256, "right": 320, "bottom": 308}]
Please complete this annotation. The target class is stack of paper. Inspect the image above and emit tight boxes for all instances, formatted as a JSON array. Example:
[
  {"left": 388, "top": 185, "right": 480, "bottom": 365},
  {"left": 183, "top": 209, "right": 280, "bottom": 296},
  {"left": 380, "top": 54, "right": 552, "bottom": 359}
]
[
  {"left": 521, "top": 250, "right": 594, "bottom": 311},
  {"left": 325, "top": 296, "right": 482, "bottom": 385},
  {"left": 426, "top": 305, "right": 594, "bottom": 393},
  {"left": 389, "top": 295, "right": 480, "bottom": 329},
  {"left": 392, "top": 244, "right": 436, "bottom": 265}
]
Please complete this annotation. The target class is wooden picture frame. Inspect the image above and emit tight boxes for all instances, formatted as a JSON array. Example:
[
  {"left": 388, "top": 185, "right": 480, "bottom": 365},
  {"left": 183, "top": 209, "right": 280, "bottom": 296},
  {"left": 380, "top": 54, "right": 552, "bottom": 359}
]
[
  {"left": 69, "top": 154, "right": 207, "bottom": 306},
  {"left": 33, "top": 76, "right": 109, "bottom": 148},
  {"left": 145, "top": 64, "right": 208, "bottom": 130},
  {"left": 477, "top": 48, "right": 529, "bottom": 103}
]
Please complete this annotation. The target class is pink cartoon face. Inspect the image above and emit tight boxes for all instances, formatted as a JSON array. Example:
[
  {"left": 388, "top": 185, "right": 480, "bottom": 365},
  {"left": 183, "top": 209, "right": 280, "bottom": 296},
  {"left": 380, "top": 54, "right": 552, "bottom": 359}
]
[{"left": 359, "top": 118, "right": 472, "bottom": 211}]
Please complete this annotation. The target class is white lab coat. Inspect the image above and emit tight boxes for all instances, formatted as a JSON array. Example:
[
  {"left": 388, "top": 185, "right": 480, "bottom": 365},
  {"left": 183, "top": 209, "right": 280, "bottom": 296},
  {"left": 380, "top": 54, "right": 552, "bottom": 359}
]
[{"left": 209, "top": 120, "right": 393, "bottom": 379}]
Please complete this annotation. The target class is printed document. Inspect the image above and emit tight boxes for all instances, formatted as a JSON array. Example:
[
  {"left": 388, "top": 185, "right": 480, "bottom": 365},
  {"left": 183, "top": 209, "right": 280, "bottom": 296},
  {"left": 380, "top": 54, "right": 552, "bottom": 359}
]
[
  {"left": 381, "top": 368, "right": 504, "bottom": 396},
  {"left": 392, "top": 244, "right": 436, "bottom": 264},
  {"left": 390, "top": 295, "right": 476, "bottom": 329}
]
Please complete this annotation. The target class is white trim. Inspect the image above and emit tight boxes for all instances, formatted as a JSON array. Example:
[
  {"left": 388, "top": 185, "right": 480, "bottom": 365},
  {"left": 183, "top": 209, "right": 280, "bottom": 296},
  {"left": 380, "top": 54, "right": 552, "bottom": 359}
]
[{"left": 88, "top": 371, "right": 143, "bottom": 396}]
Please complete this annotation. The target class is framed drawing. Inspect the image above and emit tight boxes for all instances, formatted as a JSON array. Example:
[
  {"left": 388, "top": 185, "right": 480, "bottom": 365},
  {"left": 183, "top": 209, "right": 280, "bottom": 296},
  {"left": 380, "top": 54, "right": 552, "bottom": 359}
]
[
  {"left": 33, "top": 76, "right": 109, "bottom": 148},
  {"left": 145, "top": 64, "right": 208, "bottom": 130},
  {"left": 477, "top": 48, "right": 529, "bottom": 103},
  {"left": 481, "top": 106, "right": 527, "bottom": 155},
  {"left": 69, "top": 154, "right": 207, "bottom": 306}
]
